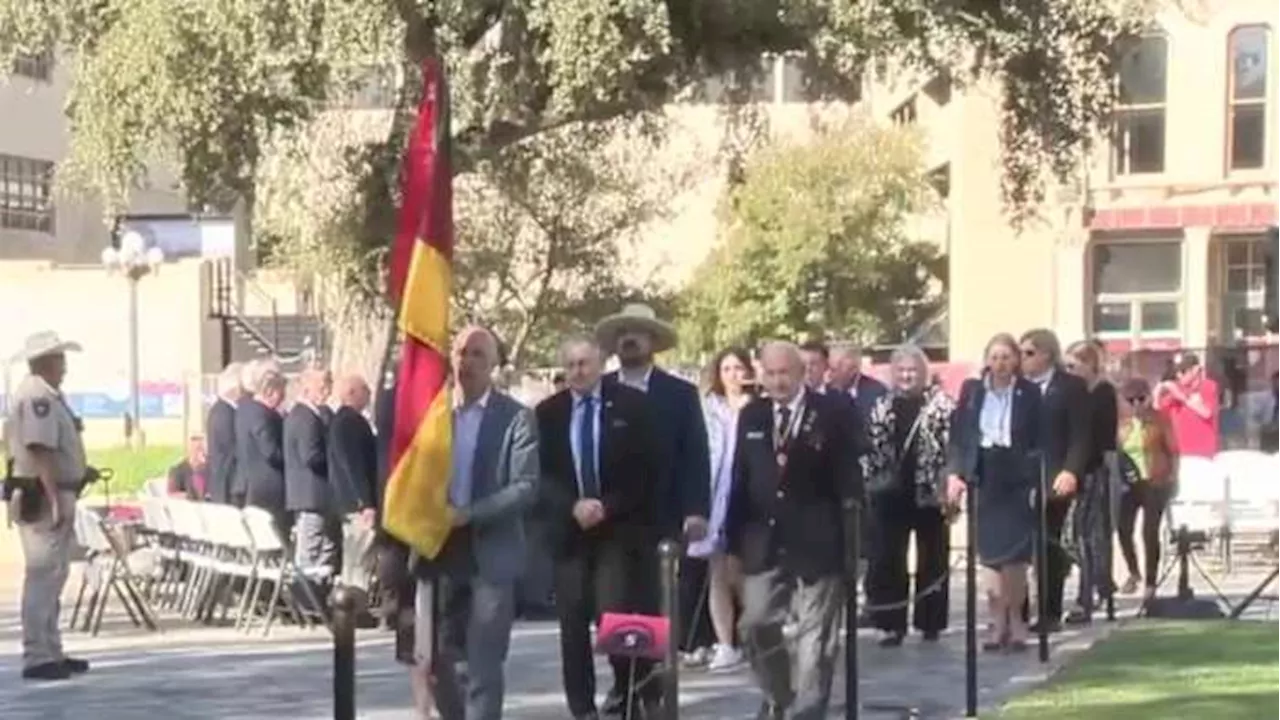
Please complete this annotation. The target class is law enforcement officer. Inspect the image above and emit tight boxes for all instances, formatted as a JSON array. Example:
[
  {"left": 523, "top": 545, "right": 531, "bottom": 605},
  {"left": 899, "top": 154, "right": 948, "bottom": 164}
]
[{"left": 4, "top": 331, "right": 92, "bottom": 681}]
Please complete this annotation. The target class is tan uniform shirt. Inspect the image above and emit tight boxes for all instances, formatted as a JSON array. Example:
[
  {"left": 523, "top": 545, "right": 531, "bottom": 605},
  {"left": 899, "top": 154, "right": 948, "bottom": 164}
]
[{"left": 5, "top": 374, "right": 86, "bottom": 489}]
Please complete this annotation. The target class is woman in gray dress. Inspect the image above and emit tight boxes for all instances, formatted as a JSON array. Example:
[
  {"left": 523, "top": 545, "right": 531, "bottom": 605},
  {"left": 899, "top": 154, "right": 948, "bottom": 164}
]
[{"left": 946, "top": 333, "right": 1043, "bottom": 651}]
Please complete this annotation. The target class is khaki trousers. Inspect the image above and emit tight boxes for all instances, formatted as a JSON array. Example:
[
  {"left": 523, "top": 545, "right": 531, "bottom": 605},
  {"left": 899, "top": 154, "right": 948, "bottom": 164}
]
[{"left": 17, "top": 490, "right": 77, "bottom": 669}]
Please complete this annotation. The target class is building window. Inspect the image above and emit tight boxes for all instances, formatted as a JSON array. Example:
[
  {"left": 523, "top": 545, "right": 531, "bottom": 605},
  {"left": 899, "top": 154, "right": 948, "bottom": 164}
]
[
  {"left": 1219, "top": 234, "right": 1271, "bottom": 339},
  {"left": 1090, "top": 240, "right": 1182, "bottom": 338},
  {"left": 0, "top": 154, "right": 56, "bottom": 233},
  {"left": 1228, "top": 26, "right": 1269, "bottom": 171},
  {"left": 1113, "top": 35, "right": 1169, "bottom": 175},
  {"left": 11, "top": 49, "right": 53, "bottom": 81}
]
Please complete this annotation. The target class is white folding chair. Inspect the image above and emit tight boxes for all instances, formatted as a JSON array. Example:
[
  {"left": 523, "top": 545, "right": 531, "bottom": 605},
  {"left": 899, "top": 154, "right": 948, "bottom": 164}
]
[
  {"left": 240, "top": 506, "right": 328, "bottom": 635},
  {"left": 69, "top": 505, "right": 162, "bottom": 635}
]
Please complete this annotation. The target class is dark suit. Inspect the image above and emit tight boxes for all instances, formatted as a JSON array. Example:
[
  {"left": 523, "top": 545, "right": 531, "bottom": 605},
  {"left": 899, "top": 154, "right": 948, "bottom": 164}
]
[
  {"left": 229, "top": 397, "right": 257, "bottom": 507},
  {"left": 285, "top": 403, "right": 335, "bottom": 573},
  {"left": 1033, "top": 371, "right": 1091, "bottom": 624},
  {"left": 606, "top": 368, "right": 710, "bottom": 534},
  {"left": 727, "top": 390, "right": 861, "bottom": 718},
  {"left": 845, "top": 373, "right": 889, "bottom": 424},
  {"left": 205, "top": 398, "right": 237, "bottom": 504},
  {"left": 536, "top": 382, "right": 660, "bottom": 717},
  {"left": 328, "top": 405, "right": 377, "bottom": 515},
  {"left": 948, "top": 376, "right": 1043, "bottom": 568},
  {"left": 237, "top": 398, "right": 287, "bottom": 534}
]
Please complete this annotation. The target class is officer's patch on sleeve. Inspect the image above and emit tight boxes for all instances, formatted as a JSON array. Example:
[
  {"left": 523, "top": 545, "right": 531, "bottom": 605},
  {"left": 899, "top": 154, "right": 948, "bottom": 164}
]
[{"left": 32, "top": 398, "right": 50, "bottom": 418}]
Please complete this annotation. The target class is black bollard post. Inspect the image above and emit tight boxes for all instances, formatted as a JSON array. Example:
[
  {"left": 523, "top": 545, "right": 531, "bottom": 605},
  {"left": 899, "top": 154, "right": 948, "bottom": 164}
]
[
  {"left": 843, "top": 497, "right": 860, "bottom": 720},
  {"left": 658, "top": 539, "right": 681, "bottom": 720},
  {"left": 1035, "top": 454, "right": 1049, "bottom": 664},
  {"left": 1176, "top": 526, "right": 1193, "bottom": 601},
  {"left": 1103, "top": 453, "right": 1117, "bottom": 623},
  {"left": 964, "top": 485, "right": 978, "bottom": 717},
  {"left": 332, "top": 585, "right": 365, "bottom": 720}
]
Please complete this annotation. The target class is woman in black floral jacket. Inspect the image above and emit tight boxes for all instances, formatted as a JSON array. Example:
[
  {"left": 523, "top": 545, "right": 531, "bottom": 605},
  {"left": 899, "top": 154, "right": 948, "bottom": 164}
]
[{"left": 863, "top": 343, "right": 956, "bottom": 647}]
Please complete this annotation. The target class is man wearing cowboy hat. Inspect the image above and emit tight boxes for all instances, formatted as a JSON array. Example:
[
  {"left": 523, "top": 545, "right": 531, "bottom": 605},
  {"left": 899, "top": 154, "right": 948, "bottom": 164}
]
[
  {"left": 597, "top": 303, "right": 710, "bottom": 542},
  {"left": 4, "top": 331, "right": 92, "bottom": 681},
  {"left": 595, "top": 303, "right": 710, "bottom": 710}
]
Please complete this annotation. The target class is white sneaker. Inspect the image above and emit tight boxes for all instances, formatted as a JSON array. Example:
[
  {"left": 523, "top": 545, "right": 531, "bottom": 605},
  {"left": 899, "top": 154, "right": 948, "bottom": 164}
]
[
  {"left": 681, "top": 646, "right": 711, "bottom": 669},
  {"left": 707, "top": 644, "right": 743, "bottom": 672}
]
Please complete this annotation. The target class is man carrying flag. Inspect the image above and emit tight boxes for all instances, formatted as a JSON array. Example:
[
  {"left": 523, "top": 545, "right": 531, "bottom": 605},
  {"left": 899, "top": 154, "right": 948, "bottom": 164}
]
[{"left": 379, "top": 56, "right": 457, "bottom": 719}]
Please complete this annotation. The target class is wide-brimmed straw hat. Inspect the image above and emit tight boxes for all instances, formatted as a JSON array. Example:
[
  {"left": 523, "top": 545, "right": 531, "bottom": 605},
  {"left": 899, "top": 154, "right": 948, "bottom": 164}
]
[
  {"left": 10, "top": 331, "right": 82, "bottom": 364},
  {"left": 595, "top": 303, "right": 678, "bottom": 355}
]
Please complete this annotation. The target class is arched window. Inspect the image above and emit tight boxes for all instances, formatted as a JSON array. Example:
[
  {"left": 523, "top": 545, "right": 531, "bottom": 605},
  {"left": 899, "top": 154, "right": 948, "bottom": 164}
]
[
  {"left": 1227, "top": 25, "right": 1270, "bottom": 171},
  {"left": 1113, "top": 34, "right": 1169, "bottom": 175}
]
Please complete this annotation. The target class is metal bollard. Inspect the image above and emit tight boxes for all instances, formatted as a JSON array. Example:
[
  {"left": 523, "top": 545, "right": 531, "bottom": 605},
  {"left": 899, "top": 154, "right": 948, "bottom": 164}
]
[
  {"left": 964, "top": 485, "right": 978, "bottom": 717},
  {"left": 1035, "top": 453, "right": 1049, "bottom": 664},
  {"left": 658, "top": 539, "right": 681, "bottom": 720},
  {"left": 332, "top": 585, "right": 365, "bottom": 720},
  {"left": 843, "top": 497, "right": 860, "bottom": 720},
  {"left": 1104, "top": 452, "right": 1119, "bottom": 622}
]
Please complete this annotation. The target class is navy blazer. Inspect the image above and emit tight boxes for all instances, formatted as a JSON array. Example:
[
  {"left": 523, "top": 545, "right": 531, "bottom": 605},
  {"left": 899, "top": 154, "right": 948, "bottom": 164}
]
[
  {"left": 205, "top": 398, "right": 237, "bottom": 504},
  {"left": 237, "top": 399, "right": 285, "bottom": 514},
  {"left": 947, "top": 376, "right": 1043, "bottom": 486},
  {"left": 725, "top": 390, "right": 861, "bottom": 581},
  {"left": 328, "top": 405, "right": 377, "bottom": 514},
  {"left": 849, "top": 374, "right": 888, "bottom": 423},
  {"left": 605, "top": 368, "right": 710, "bottom": 534},
  {"left": 284, "top": 403, "right": 330, "bottom": 513}
]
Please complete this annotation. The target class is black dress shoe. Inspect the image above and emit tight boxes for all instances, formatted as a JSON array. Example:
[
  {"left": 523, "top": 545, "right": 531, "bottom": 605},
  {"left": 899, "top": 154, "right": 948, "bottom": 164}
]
[
  {"left": 61, "top": 657, "right": 90, "bottom": 674},
  {"left": 22, "top": 662, "right": 71, "bottom": 681},
  {"left": 921, "top": 630, "right": 941, "bottom": 642},
  {"left": 877, "top": 632, "right": 905, "bottom": 648},
  {"left": 1064, "top": 608, "right": 1092, "bottom": 626}
]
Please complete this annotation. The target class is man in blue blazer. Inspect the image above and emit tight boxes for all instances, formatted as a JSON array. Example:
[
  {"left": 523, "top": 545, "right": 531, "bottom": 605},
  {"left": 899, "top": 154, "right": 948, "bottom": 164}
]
[
  {"left": 597, "top": 304, "right": 711, "bottom": 541},
  {"left": 827, "top": 342, "right": 887, "bottom": 422},
  {"left": 596, "top": 303, "right": 710, "bottom": 714}
]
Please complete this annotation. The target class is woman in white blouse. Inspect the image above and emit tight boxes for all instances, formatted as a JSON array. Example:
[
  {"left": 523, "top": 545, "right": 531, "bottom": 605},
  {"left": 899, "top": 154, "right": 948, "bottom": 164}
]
[
  {"left": 946, "top": 333, "right": 1044, "bottom": 652},
  {"left": 687, "top": 346, "right": 756, "bottom": 672}
]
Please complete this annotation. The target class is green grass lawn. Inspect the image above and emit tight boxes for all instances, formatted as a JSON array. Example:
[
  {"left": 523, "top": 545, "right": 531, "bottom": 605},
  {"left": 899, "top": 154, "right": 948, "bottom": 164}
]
[
  {"left": 83, "top": 445, "right": 182, "bottom": 498},
  {"left": 998, "top": 620, "right": 1279, "bottom": 720}
]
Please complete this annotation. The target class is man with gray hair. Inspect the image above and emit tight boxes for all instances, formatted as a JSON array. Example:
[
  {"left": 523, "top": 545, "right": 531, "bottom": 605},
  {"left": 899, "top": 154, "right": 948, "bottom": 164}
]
[
  {"left": 206, "top": 362, "right": 243, "bottom": 504},
  {"left": 285, "top": 367, "right": 336, "bottom": 576},
  {"left": 238, "top": 369, "right": 289, "bottom": 533},
  {"left": 726, "top": 340, "right": 862, "bottom": 719}
]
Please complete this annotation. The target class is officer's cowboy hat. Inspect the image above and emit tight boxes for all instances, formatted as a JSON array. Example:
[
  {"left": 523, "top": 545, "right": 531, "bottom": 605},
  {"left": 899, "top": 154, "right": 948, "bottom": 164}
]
[
  {"left": 595, "top": 303, "right": 678, "bottom": 355},
  {"left": 9, "top": 331, "right": 82, "bottom": 364}
]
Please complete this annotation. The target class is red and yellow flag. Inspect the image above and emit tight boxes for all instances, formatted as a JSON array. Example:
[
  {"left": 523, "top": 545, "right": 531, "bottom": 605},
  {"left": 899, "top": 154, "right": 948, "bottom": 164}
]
[{"left": 382, "top": 57, "right": 455, "bottom": 560}]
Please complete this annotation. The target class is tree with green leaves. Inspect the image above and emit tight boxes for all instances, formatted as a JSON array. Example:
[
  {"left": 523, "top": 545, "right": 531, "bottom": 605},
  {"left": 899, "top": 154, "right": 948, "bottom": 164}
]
[
  {"left": 679, "top": 118, "right": 947, "bottom": 353},
  {"left": 452, "top": 118, "right": 687, "bottom": 366},
  {"left": 1, "top": 0, "right": 1148, "bottom": 354}
]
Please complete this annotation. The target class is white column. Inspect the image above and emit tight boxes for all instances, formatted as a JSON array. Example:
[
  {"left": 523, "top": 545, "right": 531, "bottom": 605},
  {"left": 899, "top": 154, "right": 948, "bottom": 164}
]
[{"left": 1183, "top": 227, "right": 1212, "bottom": 349}]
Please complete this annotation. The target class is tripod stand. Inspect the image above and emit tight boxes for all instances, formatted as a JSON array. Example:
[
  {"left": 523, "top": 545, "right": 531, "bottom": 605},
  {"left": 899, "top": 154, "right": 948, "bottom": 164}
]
[
  {"left": 1229, "top": 565, "right": 1279, "bottom": 619},
  {"left": 1141, "top": 525, "right": 1231, "bottom": 619}
]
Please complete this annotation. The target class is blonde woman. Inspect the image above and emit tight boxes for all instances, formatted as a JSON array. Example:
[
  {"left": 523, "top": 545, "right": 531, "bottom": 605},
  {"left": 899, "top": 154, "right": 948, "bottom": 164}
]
[
  {"left": 863, "top": 344, "right": 955, "bottom": 646},
  {"left": 947, "top": 334, "right": 1043, "bottom": 651}
]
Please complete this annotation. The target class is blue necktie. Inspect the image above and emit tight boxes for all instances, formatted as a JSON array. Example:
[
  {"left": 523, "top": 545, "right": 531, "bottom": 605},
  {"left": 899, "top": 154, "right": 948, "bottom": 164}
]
[{"left": 578, "top": 396, "right": 600, "bottom": 498}]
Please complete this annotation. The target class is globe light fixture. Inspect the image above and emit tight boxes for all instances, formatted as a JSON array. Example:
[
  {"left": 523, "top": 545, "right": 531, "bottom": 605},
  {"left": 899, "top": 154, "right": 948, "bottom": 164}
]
[{"left": 102, "top": 229, "right": 166, "bottom": 448}]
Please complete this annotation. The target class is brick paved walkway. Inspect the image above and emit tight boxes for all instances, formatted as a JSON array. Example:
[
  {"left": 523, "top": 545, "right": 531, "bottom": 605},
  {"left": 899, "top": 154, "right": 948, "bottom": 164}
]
[{"left": 0, "top": 536, "right": 1273, "bottom": 719}]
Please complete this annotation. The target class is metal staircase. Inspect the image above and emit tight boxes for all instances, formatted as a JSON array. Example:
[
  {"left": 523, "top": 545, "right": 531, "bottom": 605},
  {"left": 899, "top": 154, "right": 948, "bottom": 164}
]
[{"left": 207, "top": 258, "right": 327, "bottom": 368}]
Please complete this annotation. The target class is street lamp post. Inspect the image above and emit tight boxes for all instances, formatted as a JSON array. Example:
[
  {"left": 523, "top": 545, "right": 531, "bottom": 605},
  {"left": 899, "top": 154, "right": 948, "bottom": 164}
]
[{"left": 101, "top": 231, "right": 165, "bottom": 449}]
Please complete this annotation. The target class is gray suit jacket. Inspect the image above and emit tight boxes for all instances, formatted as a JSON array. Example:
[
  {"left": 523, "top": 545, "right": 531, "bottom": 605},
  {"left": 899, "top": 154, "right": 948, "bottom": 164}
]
[{"left": 452, "top": 390, "right": 540, "bottom": 584}]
